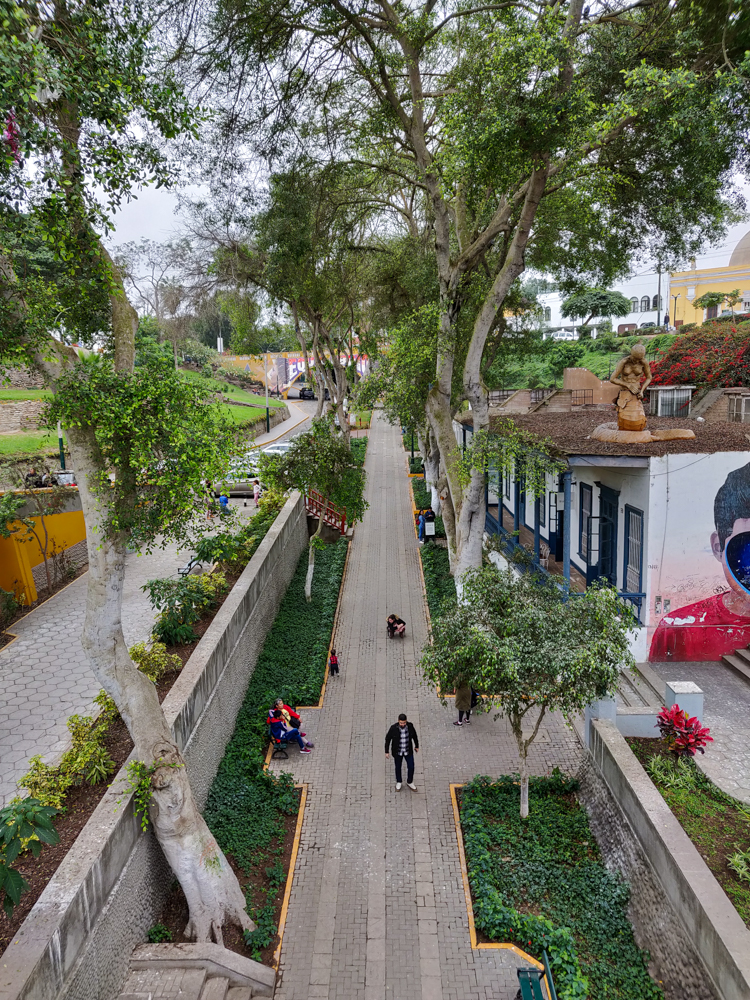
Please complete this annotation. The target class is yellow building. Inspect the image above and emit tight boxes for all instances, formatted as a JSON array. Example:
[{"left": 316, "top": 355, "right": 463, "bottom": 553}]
[{"left": 670, "top": 232, "right": 750, "bottom": 326}]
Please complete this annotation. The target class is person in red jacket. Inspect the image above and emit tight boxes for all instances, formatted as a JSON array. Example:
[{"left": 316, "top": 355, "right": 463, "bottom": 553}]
[
  {"left": 651, "top": 462, "right": 750, "bottom": 661},
  {"left": 267, "top": 698, "right": 305, "bottom": 735}
]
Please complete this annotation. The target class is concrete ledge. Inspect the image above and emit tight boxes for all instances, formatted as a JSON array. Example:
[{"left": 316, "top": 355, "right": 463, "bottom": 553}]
[
  {"left": 0, "top": 493, "right": 308, "bottom": 1000},
  {"left": 615, "top": 706, "right": 660, "bottom": 738},
  {"left": 130, "top": 944, "right": 275, "bottom": 996},
  {"left": 589, "top": 720, "right": 750, "bottom": 1000}
]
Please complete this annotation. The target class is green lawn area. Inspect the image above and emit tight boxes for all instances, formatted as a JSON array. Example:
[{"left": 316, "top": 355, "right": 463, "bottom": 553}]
[
  {"left": 0, "top": 389, "right": 52, "bottom": 401},
  {"left": 0, "top": 431, "right": 58, "bottom": 455},
  {"left": 182, "top": 371, "right": 286, "bottom": 408}
]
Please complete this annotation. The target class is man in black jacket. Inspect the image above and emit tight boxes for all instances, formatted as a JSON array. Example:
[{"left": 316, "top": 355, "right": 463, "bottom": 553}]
[{"left": 385, "top": 713, "right": 419, "bottom": 791}]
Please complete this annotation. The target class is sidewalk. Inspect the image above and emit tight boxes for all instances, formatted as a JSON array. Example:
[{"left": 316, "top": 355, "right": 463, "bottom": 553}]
[
  {"left": 270, "top": 412, "right": 583, "bottom": 1000},
  {"left": 251, "top": 400, "right": 312, "bottom": 448},
  {"left": 0, "top": 544, "right": 185, "bottom": 806}
]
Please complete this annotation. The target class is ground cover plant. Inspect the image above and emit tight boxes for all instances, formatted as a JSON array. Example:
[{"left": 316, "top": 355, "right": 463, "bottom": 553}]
[
  {"left": 461, "top": 773, "right": 662, "bottom": 999},
  {"left": 628, "top": 738, "right": 750, "bottom": 927},
  {"left": 349, "top": 436, "right": 368, "bottom": 466},
  {"left": 420, "top": 545, "right": 456, "bottom": 620},
  {"left": 162, "top": 537, "right": 350, "bottom": 962}
]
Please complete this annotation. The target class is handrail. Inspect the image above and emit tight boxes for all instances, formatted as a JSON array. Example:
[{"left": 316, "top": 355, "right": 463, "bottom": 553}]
[{"left": 305, "top": 490, "right": 347, "bottom": 535}]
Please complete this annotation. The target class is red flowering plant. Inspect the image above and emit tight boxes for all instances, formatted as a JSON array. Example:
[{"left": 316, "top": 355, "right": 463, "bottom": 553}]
[
  {"left": 655, "top": 703, "right": 713, "bottom": 759},
  {"left": 650, "top": 320, "right": 750, "bottom": 388}
]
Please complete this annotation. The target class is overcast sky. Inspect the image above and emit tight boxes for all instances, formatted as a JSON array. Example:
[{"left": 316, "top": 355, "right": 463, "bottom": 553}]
[{"left": 108, "top": 177, "right": 750, "bottom": 273}]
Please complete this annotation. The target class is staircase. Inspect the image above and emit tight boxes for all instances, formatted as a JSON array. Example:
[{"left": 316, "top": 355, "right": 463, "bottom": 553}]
[
  {"left": 116, "top": 943, "right": 275, "bottom": 1000},
  {"left": 616, "top": 662, "right": 664, "bottom": 709},
  {"left": 721, "top": 646, "right": 750, "bottom": 687}
]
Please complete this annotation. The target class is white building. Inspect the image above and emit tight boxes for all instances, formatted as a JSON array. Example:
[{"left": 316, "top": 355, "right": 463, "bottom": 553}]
[{"left": 538, "top": 270, "right": 669, "bottom": 340}]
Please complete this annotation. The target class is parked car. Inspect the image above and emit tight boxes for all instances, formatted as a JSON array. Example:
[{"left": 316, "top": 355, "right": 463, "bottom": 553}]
[
  {"left": 299, "top": 386, "right": 316, "bottom": 400},
  {"left": 262, "top": 442, "right": 294, "bottom": 457}
]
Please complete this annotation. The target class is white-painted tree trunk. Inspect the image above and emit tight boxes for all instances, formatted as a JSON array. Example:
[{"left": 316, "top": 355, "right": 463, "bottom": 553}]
[
  {"left": 304, "top": 510, "right": 326, "bottom": 602},
  {"left": 67, "top": 423, "right": 255, "bottom": 941},
  {"left": 510, "top": 704, "right": 547, "bottom": 820}
]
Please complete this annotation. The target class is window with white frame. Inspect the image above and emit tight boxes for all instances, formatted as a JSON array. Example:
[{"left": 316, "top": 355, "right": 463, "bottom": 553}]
[
  {"left": 640, "top": 295, "right": 650, "bottom": 312},
  {"left": 728, "top": 395, "right": 750, "bottom": 423},
  {"left": 651, "top": 387, "right": 692, "bottom": 417},
  {"left": 630, "top": 297, "right": 638, "bottom": 312}
]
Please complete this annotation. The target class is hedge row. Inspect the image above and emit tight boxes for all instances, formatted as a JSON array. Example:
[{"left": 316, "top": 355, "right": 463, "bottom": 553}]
[
  {"left": 203, "top": 537, "right": 349, "bottom": 957},
  {"left": 420, "top": 544, "right": 456, "bottom": 619},
  {"left": 461, "top": 774, "right": 662, "bottom": 1000}
]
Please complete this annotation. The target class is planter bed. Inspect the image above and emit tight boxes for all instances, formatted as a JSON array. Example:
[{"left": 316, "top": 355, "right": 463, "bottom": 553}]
[
  {"left": 410, "top": 478, "right": 446, "bottom": 538},
  {"left": 0, "top": 503, "right": 285, "bottom": 958},
  {"left": 460, "top": 773, "right": 662, "bottom": 999},
  {"left": 627, "top": 737, "right": 750, "bottom": 928},
  {"left": 420, "top": 544, "right": 456, "bottom": 621},
  {"left": 155, "top": 537, "right": 349, "bottom": 964}
]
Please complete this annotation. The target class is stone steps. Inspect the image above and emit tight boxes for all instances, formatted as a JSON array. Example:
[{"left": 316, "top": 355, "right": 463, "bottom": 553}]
[
  {"left": 115, "top": 943, "right": 275, "bottom": 1000},
  {"left": 616, "top": 663, "right": 664, "bottom": 708},
  {"left": 721, "top": 650, "right": 750, "bottom": 687}
]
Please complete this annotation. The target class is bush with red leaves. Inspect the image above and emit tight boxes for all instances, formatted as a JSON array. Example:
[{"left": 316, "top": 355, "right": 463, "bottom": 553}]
[
  {"left": 650, "top": 318, "right": 750, "bottom": 388},
  {"left": 656, "top": 703, "right": 713, "bottom": 758}
]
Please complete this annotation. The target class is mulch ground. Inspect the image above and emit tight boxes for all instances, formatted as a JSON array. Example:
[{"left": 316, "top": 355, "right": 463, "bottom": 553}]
[
  {"left": 627, "top": 737, "right": 750, "bottom": 927},
  {"left": 0, "top": 581, "right": 239, "bottom": 959},
  {"left": 158, "top": 788, "right": 302, "bottom": 967}
]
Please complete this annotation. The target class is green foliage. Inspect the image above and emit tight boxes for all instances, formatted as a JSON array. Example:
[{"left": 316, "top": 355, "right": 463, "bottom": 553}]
[
  {"left": 460, "top": 425, "right": 565, "bottom": 504},
  {"left": 561, "top": 288, "right": 633, "bottom": 324},
  {"left": 18, "top": 691, "right": 118, "bottom": 809},
  {"left": 409, "top": 458, "right": 424, "bottom": 475},
  {"left": 45, "top": 355, "right": 242, "bottom": 551},
  {"left": 461, "top": 774, "right": 661, "bottom": 999},
  {"left": 124, "top": 761, "right": 159, "bottom": 832},
  {"left": 422, "top": 567, "right": 631, "bottom": 716},
  {"left": 129, "top": 641, "right": 183, "bottom": 684},
  {"left": 259, "top": 417, "right": 368, "bottom": 525},
  {"left": 147, "top": 923, "right": 174, "bottom": 943},
  {"left": 194, "top": 496, "right": 286, "bottom": 575},
  {"left": 349, "top": 437, "right": 368, "bottom": 467},
  {"left": 0, "top": 798, "right": 59, "bottom": 918},
  {"left": 143, "top": 571, "right": 229, "bottom": 646},
  {"left": 0, "top": 587, "right": 19, "bottom": 630},
  {"left": 204, "top": 539, "right": 348, "bottom": 955},
  {"left": 420, "top": 545, "right": 456, "bottom": 620},
  {"left": 728, "top": 848, "right": 750, "bottom": 884}
]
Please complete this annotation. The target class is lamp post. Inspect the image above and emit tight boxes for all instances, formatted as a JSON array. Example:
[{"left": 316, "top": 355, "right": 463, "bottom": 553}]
[
  {"left": 264, "top": 350, "right": 270, "bottom": 434},
  {"left": 672, "top": 294, "right": 679, "bottom": 331},
  {"left": 57, "top": 421, "right": 65, "bottom": 470}
]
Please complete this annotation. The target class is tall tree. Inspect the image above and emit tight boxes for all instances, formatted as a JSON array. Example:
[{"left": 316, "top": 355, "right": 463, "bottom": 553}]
[
  {"left": 190, "top": 0, "right": 750, "bottom": 592},
  {"left": 561, "top": 287, "right": 632, "bottom": 327},
  {"left": 0, "top": 0, "right": 256, "bottom": 942}
]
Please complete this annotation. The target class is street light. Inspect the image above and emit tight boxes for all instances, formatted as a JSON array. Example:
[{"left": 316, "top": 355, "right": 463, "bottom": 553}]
[
  {"left": 672, "top": 294, "right": 679, "bottom": 331},
  {"left": 264, "top": 350, "right": 270, "bottom": 434}
]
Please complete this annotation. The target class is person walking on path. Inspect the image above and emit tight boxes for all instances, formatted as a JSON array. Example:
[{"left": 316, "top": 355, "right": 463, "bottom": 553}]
[
  {"left": 454, "top": 682, "right": 472, "bottom": 726},
  {"left": 253, "top": 479, "right": 261, "bottom": 506},
  {"left": 329, "top": 649, "right": 339, "bottom": 676},
  {"left": 385, "top": 713, "right": 419, "bottom": 791}
]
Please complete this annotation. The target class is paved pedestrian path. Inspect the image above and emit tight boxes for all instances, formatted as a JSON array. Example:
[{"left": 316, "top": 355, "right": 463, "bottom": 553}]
[
  {"left": 0, "top": 544, "right": 186, "bottom": 806},
  {"left": 271, "top": 412, "right": 582, "bottom": 1000}
]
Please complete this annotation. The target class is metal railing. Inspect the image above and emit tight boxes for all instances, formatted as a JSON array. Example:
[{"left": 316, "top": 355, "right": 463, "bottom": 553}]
[
  {"left": 571, "top": 389, "right": 593, "bottom": 406},
  {"left": 489, "top": 389, "right": 517, "bottom": 405},
  {"left": 305, "top": 490, "right": 347, "bottom": 534},
  {"left": 530, "top": 388, "right": 555, "bottom": 404}
]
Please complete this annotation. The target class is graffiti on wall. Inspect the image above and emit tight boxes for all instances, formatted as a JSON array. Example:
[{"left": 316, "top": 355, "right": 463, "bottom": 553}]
[{"left": 650, "top": 457, "right": 750, "bottom": 661}]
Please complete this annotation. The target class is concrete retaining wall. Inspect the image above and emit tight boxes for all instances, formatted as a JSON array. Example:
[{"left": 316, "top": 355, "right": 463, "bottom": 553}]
[
  {"left": 0, "top": 492, "right": 309, "bottom": 1000},
  {"left": 0, "top": 400, "right": 45, "bottom": 433},
  {"left": 584, "top": 720, "right": 750, "bottom": 1000}
]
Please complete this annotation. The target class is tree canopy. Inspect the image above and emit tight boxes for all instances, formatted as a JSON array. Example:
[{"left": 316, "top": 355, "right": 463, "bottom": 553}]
[{"left": 561, "top": 288, "right": 633, "bottom": 325}]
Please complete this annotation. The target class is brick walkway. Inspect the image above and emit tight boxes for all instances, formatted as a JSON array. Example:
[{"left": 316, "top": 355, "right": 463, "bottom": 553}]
[
  {"left": 271, "top": 412, "right": 583, "bottom": 1000},
  {"left": 0, "top": 543, "right": 186, "bottom": 806}
]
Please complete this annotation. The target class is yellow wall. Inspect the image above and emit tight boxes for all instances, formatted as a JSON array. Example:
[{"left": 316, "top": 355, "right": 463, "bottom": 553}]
[
  {"left": 670, "top": 262, "right": 750, "bottom": 326},
  {"left": 0, "top": 509, "right": 86, "bottom": 606}
]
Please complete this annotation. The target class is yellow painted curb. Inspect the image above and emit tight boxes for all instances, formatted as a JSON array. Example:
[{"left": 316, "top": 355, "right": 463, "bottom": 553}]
[
  {"left": 273, "top": 782, "right": 308, "bottom": 970},
  {"left": 449, "top": 783, "right": 550, "bottom": 995}
]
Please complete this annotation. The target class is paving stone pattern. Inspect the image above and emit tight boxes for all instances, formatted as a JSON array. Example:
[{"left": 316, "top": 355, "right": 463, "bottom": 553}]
[
  {"left": 271, "top": 412, "right": 583, "bottom": 1000},
  {"left": 650, "top": 660, "right": 750, "bottom": 804},
  {"left": 0, "top": 543, "right": 186, "bottom": 806}
]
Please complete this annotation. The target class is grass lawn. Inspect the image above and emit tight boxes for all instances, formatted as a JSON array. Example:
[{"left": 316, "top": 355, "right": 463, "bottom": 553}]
[
  {"left": 182, "top": 371, "right": 286, "bottom": 408},
  {"left": 0, "top": 389, "right": 52, "bottom": 401},
  {"left": 0, "top": 431, "right": 59, "bottom": 456}
]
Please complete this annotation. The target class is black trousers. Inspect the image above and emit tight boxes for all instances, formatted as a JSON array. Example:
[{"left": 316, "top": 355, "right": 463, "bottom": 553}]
[{"left": 394, "top": 753, "right": 414, "bottom": 783}]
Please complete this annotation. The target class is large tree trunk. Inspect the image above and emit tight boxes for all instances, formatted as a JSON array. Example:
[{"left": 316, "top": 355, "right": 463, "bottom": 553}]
[
  {"left": 304, "top": 510, "right": 326, "bottom": 602},
  {"left": 66, "top": 421, "right": 255, "bottom": 943},
  {"left": 417, "top": 427, "right": 441, "bottom": 514},
  {"left": 510, "top": 705, "right": 547, "bottom": 820}
]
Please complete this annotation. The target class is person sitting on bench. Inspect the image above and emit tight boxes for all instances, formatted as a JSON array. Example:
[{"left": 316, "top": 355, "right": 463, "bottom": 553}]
[
  {"left": 269, "top": 710, "right": 314, "bottom": 753},
  {"left": 267, "top": 698, "right": 305, "bottom": 735},
  {"left": 387, "top": 614, "right": 406, "bottom": 637}
]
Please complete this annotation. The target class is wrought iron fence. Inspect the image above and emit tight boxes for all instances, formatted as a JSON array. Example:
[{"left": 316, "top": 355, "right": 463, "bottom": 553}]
[{"left": 571, "top": 389, "right": 593, "bottom": 406}]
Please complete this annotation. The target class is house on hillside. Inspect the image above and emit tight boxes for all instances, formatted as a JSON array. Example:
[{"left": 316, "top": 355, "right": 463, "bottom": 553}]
[{"left": 455, "top": 400, "right": 750, "bottom": 665}]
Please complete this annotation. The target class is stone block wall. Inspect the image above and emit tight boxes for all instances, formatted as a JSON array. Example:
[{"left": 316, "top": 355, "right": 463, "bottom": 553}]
[
  {"left": 0, "top": 400, "right": 44, "bottom": 433},
  {"left": 0, "top": 368, "right": 45, "bottom": 390},
  {"left": 0, "top": 493, "right": 309, "bottom": 1000}
]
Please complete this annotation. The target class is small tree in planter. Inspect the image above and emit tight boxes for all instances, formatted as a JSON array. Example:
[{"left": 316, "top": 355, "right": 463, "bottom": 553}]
[
  {"left": 258, "top": 417, "right": 367, "bottom": 600},
  {"left": 656, "top": 704, "right": 713, "bottom": 759},
  {"left": 420, "top": 566, "right": 634, "bottom": 817}
]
